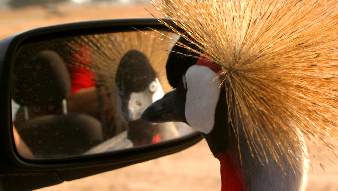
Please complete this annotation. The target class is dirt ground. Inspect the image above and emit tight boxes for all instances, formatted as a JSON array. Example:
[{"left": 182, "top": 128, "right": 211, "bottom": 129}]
[
  {"left": 0, "top": 3, "right": 157, "bottom": 39},
  {"left": 38, "top": 140, "right": 338, "bottom": 191},
  {"left": 1, "top": 3, "right": 337, "bottom": 191}
]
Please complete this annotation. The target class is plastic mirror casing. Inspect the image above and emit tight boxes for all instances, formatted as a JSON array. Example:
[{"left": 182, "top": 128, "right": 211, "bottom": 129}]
[{"left": 0, "top": 18, "right": 202, "bottom": 190}]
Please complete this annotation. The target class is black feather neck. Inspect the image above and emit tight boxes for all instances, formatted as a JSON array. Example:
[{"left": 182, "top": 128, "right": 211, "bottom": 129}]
[{"left": 203, "top": 89, "right": 233, "bottom": 157}]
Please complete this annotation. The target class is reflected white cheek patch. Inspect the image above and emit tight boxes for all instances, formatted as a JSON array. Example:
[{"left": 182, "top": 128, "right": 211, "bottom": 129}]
[
  {"left": 151, "top": 78, "right": 165, "bottom": 102},
  {"left": 185, "top": 65, "right": 221, "bottom": 134}
]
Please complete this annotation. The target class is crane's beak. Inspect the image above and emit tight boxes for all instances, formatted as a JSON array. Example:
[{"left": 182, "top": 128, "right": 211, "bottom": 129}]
[{"left": 141, "top": 89, "right": 186, "bottom": 123}]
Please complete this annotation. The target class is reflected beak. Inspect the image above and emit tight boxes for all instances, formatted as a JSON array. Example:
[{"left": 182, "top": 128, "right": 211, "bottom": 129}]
[{"left": 141, "top": 89, "right": 186, "bottom": 123}]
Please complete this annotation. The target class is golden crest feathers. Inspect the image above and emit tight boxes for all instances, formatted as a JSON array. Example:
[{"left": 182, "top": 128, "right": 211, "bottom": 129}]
[{"left": 152, "top": 0, "right": 338, "bottom": 168}]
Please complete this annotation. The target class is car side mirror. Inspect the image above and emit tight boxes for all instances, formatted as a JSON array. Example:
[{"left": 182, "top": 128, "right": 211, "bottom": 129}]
[{"left": 0, "top": 18, "right": 202, "bottom": 190}]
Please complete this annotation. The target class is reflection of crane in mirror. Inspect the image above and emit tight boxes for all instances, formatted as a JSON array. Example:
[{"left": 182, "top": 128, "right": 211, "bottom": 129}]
[
  {"left": 116, "top": 49, "right": 164, "bottom": 121},
  {"left": 116, "top": 49, "right": 179, "bottom": 145},
  {"left": 65, "top": 30, "right": 182, "bottom": 144}
]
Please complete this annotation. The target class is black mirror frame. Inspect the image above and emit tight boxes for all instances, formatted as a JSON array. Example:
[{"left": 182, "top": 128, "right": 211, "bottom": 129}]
[{"left": 0, "top": 18, "right": 202, "bottom": 190}]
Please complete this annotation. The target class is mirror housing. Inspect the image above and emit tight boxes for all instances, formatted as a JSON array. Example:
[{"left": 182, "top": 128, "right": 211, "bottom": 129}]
[{"left": 0, "top": 18, "right": 202, "bottom": 190}]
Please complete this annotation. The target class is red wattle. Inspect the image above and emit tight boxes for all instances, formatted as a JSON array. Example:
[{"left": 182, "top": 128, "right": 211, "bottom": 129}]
[
  {"left": 218, "top": 153, "right": 246, "bottom": 191},
  {"left": 196, "top": 56, "right": 222, "bottom": 73},
  {"left": 151, "top": 134, "right": 161, "bottom": 144}
]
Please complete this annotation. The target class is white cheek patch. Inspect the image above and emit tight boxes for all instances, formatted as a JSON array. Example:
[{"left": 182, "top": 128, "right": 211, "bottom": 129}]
[
  {"left": 151, "top": 78, "right": 165, "bottom": 102},
  {"left": 127, "top": 78, "right": 165, "bottom": 120},
  {"left": 185, "top": 65, "right": 221, "bottom": 134},
  {"left": 128, "top": 91, "right": 152, "bottom": 120}
]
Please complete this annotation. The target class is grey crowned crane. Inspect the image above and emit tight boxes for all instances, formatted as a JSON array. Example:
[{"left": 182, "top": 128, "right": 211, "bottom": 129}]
[
  {"left": 142, "top": 37, "right": 309, "bottom": 191},
  {"left": 142, "top": 0, "right": 337, "bottom": 190}
]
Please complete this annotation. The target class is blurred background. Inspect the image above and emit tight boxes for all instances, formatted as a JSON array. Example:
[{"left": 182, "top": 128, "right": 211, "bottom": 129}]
[{"left": 1, "top": 0, "right": 337, "bottom": 190}]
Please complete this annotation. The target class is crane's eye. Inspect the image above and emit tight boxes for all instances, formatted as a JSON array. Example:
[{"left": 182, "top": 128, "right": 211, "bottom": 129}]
[{"left": 148, "top": 81, "right": 157, "bottom": 93}]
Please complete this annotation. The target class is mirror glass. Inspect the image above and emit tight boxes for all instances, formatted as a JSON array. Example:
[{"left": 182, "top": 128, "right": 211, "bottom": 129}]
[{"left": 11, "top": 30, "right": 194, "bottom": 160}]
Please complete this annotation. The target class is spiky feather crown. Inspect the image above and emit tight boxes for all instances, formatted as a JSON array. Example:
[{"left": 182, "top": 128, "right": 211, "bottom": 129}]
[{"left": 152, "top": 0, "right": 338, "bottom": 168}]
